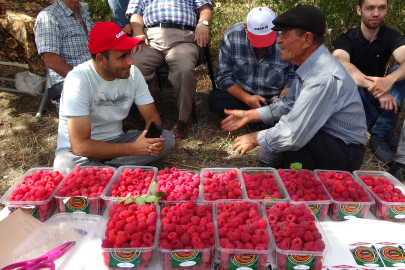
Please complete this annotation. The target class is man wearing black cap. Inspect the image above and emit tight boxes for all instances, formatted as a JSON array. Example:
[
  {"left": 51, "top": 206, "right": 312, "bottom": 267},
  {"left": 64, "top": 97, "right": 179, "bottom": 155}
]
[{"left": 221, "top": 5, "right": 368, "bottom": 171}]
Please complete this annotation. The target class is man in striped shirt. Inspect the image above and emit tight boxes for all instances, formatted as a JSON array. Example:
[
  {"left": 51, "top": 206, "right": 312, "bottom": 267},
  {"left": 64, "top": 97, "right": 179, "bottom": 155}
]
[{"left": 221, "top": 5, "right": 368, "bottom": 171}]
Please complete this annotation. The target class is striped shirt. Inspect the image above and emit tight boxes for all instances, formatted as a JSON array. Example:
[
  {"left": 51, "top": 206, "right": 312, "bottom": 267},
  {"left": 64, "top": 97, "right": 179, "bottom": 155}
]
[
  {"left": 34, "top": 0, "right": 94, "bottom": 87},
  {"left": 256, "top": 45, "right": 367, "bottom": 153},
  {"left": 216, "top": 23, "right": 295, "bottom": 96},
  {"left": 126, "top": 0, "right": 213, "bottom": 27}
]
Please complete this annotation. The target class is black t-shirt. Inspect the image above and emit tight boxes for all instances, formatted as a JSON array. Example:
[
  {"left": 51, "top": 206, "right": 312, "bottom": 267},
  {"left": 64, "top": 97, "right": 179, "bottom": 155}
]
[{"left": 334, "top": 25, "right": 405, "bottom": 77}]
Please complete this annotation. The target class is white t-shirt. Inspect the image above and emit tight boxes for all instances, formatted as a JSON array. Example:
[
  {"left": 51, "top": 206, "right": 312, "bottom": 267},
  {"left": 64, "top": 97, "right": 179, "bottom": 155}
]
[{"left": 56, "top": 60, "right": 154, "bottom": 155}]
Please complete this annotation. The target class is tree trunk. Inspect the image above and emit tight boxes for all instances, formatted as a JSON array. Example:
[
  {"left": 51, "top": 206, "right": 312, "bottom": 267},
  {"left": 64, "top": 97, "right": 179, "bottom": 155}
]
[{"left": 0, "top": 0, "right": 55, "bottom": 76}]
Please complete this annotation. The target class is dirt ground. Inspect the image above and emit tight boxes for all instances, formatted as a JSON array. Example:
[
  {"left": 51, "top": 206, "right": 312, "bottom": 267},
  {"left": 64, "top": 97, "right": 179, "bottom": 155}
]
[{"left": 0, "top": 60, "right": 402, "bottom": 209}]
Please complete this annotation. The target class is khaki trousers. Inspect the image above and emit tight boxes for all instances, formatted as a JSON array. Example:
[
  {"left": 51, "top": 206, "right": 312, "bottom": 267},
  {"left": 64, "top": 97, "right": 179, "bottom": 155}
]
[{"left": 131, "top": 27, "right": 199, "bottom": 121}]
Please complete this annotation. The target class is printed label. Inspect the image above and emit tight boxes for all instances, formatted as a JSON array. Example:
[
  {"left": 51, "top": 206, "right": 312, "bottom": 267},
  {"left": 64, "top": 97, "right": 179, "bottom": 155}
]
[
  {"left": 309, "top": 205, "right": 321, "bottom": 219},
  {"left": 9, "top": 206, "right": 38, "bottom": 219},
  {"left": 171, "top": 251, "right": 201, "bottom": 268},
  {"left": 349, "top": 245, "right": 384, "bottom": 267},
  {"left": 63, "top": 196, "right": 89, "bottom": 213},
  {"left": 109, "top": 250, "right": 140, "bottom": 268},
  {"left": 338, "top": 203, "right": 363, "bottom": 219},
  {"left": 388, "top": 206, "right": 405, "bottom": 219},
  {"left": 377, "top": 245, "right": 405, "bottom": 267},
  {"left": 285, "top": 254, "right": 315, "bottom": 270},
  {"left": 229, "top": 255, "right": 258, "bottom": 270}
]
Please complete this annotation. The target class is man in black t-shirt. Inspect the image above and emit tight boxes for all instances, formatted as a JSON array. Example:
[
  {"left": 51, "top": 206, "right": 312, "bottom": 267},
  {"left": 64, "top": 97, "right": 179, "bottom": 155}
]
[{"left": 333, "top": 0, "right": 405, "bottom": 164}]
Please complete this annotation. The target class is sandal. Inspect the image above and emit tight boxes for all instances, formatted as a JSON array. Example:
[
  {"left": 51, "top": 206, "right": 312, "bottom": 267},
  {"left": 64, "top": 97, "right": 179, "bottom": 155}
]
[{"left": 171, "top": 120, "right": 188, "bottom": 141}]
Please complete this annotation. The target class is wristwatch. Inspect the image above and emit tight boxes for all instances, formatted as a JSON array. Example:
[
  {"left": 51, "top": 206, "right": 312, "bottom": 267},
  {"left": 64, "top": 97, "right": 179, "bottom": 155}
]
[{"left": 198, "top": 20, "right": 209, "bottom": 27}]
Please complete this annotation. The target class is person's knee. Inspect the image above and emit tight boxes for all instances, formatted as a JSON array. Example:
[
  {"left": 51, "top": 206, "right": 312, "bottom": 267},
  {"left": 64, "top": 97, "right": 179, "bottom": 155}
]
[{"left": 161, "top": 129, "right": 175, "bottom": 154}]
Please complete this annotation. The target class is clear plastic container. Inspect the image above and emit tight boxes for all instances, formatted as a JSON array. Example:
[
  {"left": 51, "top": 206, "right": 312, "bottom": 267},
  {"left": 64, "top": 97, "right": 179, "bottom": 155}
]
[
  {"left": 0, "top": 167, "right": 69, "bottom": 222},
  {"left": 262, "top": 202, "right": 331, "bottom": 270},
  {"left": 154, "top": 168, "right": 201, "bottom": 201},
  {"left": 158, "top": 201, "right": 215, "bottom": 270},
  {"left": 214, "top": 200, "right": 272, "bottom": 270},
  {"left": 54, "top": 166, "right": 116, "bottom": 215},
  {"left": 353, "top": 170, "right": 405, "bottom": 222},
  {"left": 101, "top": 166, "right": 158, "bottom": 202},
  {"left": 0, "top": 213, "right": 103, "bottom": 270},
  {"left": 200, "top": 168, "right": 248, "bottom": 201},
  {"left": 314, "top": 170, "right": 375, "bottom": 221},
  {"left": 276, "top": 169, "right": 333, "bottom": 221},
  {"left": 239, "top": 167, "right": 290, "bottom": 204},
  {"left": 100, "top": 200, "right": 160, "bottom": 270}
]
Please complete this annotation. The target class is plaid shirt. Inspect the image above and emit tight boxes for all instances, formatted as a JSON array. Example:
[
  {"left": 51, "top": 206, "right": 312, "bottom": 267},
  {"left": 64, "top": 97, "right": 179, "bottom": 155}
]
[
  {"left": 34, "top": 0, "right": 94, "bottom": 87},
  {"left": 126, "top": 0, "right": 213, "bottom": 27},
  {"left": 216, "top": 23, "right": 295, "bottom": 97}
]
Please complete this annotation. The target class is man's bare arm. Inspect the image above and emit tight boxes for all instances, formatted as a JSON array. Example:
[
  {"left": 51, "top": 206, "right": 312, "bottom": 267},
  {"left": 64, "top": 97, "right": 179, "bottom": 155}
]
[
  {"left": 68, "top": 115, "right": 162, "bottom": 159},
  {"left": 195, "top": 4, "right": 212, "bottom": 47},
  {"left": 42, "top": 52, "right": 73, "bottom": 78},
  {"left": 332, "top": 49, "right": 372, "bottom": 89},
  {"left": 130, "top": 13, "right": 149, "bottom": 52},
  {"left": 137, "top": 103, "right": 163, "bottom": 129}
]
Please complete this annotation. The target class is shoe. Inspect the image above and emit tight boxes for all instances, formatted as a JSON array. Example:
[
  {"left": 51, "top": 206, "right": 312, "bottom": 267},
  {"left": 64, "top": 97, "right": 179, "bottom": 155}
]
[
  {"left": 171, "top": 120, "right": 188, "bottom": 141},
  {"left": 386, "top": 132, "right": 399, "bottom": 150},
  {"left": 387, "top": 162, "right": 405, "bottom": 183},
  {"left": 369, "top": 133, "right": 393, "bottom": 163}
]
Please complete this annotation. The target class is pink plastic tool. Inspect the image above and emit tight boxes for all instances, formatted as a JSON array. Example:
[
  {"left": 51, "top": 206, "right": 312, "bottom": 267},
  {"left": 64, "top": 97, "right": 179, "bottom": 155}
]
[{"left": 1, "top": 241, "right": 76, "bottom": 270}]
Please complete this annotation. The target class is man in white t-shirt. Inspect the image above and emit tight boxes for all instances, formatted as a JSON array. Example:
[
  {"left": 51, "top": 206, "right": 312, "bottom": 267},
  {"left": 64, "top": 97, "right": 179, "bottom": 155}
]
[{"left": 53, "top": 22, "right": 175, "bottom": 169}]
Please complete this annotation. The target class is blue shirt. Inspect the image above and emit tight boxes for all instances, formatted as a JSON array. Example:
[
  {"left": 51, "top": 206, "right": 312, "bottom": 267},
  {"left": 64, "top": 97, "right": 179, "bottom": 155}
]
[
  {"left": 216, "top": 23, "right": 295, "bottom": 96},
  {"left": 256, "top": 45, "right": 367, "bottom": 153},
  {"left": 126, "top": 0, "right": 213, "bottom": 27},
  {"left": 34, "top": 0, "right": 94, "bottom": 87}
]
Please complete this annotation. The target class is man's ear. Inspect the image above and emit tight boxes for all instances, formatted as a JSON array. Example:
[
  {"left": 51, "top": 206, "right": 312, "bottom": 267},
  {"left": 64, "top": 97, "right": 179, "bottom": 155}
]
[
  {"left": 303, "top": 32, "right": 313, "bottom": 49},
  {"left": 356, "top": 5, "right": 362, "bottom": 16},
  {"left": 244, "top": 22, "right": 248, "bottom": 35},
  {"left": 96, "top": 53, "right": 107, "bottom": 66}
]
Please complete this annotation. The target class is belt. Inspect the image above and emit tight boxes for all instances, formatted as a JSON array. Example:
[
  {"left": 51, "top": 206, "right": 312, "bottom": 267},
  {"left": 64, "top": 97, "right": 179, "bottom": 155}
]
[{"left": 149, "top": 23, "right": 195, "bottom": 31}]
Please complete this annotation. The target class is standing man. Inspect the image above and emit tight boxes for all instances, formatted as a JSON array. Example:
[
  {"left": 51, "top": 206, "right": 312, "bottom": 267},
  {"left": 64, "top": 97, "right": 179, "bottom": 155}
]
[
  {"left": 209, "top": 7, "right": 295, "bottom": 119},
  {"left": 333, "top": 0, "right": 405, "bottom": 163},
  {"left": 35, "top": 0, "right": 94, "bottom": 101},
  {"left": 126, "top": 0, "right": 213, "bottom": 140},
  {"left": 221, "top": 5, "right": 368, "bottom": 171},
  {"left": 108, "top": 0, "right": 132, "bottom": 34},
  {"left": 53, "top": 22, "right": 175, "bottom": 169}
]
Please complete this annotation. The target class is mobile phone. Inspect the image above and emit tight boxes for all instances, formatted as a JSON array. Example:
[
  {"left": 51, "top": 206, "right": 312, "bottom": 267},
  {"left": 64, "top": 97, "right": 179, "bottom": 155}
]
[{"left": 145, "top": 121, "right": 162, "bottom": 138}]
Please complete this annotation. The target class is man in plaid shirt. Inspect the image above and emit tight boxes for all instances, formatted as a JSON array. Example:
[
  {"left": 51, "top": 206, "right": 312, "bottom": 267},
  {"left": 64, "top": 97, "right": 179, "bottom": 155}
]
[
  {"left": 126, "top": 0, "right": 213, "bottom": 141},
  {"left": 35, "top": 0, "right": 94, "bottom": 99},
  {"left": 209, "top": 7, "right": 295, "bottom": 119}
]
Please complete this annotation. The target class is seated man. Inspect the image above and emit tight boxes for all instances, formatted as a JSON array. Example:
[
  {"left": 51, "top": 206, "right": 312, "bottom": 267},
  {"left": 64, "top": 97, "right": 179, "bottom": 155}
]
[
  {"left": 34, "top": 0, "right": 94, "bottom": 101},
  {"left": 108, "top": 0, "right": 132, "bottom": 34},
  {"left": 53, "top": 22, "right": 175, "bottom": 169},
  {"left": 221, "top": 5, "right": 368, "bottom": 171},
  {"left": 209, "top": 7, "right": 295, "bottom": 118},
  {"left": 126, "top": 0, "right": 213, "bottom": 140},
  {"left": 333, "top": 0, "right": 405, "bottom": 163}
]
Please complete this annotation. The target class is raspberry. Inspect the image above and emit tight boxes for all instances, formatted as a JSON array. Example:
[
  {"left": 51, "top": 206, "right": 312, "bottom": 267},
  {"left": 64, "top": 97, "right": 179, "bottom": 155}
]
[
  {"left": 164, "top": 223, "right": 176, "bottom": 233},
  {"left": 250, "top": 235, "right": 260, "bottom": 246},
  {"left": 116, "top": 234, "right": 127, "bottom": 246},
  {"left": 167, "top": 232, "right": 178, "bottom": 242},
  {"left": 240, "top": 232, "right": 251, "bottom": 243},
  {"left": 181, "top": 233, "right": 191, "bottom": 246}
]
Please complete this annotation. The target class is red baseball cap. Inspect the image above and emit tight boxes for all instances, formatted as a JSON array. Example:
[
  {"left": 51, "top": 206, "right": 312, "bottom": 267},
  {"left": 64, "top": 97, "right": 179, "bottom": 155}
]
[
  {"left": 88, "top": 22, "right": 142, "bottom": 54},
  {"left": 247, "top": 7, "right": 277, "bottom": 48}
]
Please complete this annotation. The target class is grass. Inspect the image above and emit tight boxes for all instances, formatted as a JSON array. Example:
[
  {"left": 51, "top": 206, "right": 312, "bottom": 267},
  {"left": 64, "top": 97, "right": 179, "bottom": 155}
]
[{"left": 1, "top": 0, "right": 405, "bottom": 208}]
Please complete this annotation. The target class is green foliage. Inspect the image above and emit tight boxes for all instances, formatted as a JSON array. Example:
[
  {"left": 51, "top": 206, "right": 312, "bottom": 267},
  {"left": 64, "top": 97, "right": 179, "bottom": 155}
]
[
  {"left": 116, "top": 182, "right": 164, "bottom": 205},
  {"left": 84, "top": 0, "right": 113, "bottom": 23},
  {"left": 290, "top": 162, "right": 302, "bottom": 172}
]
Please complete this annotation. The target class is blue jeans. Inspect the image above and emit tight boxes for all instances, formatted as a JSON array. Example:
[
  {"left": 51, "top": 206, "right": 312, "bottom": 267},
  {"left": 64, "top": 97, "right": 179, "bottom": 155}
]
[
  {"left": 358, "top": 65, "right": 405, "bottom": 135},
  {"left": 108, "top": 0, "right": 130, "bottom": 29}
]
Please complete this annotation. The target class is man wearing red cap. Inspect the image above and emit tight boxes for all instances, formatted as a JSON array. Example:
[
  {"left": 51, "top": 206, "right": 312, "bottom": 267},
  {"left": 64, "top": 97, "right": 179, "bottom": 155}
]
[
  {"left": 209, "top": 7, "right": 295, "bottom": 122},
  {"left": 53, "top": 22, "right": 175, "bottom": 169}
]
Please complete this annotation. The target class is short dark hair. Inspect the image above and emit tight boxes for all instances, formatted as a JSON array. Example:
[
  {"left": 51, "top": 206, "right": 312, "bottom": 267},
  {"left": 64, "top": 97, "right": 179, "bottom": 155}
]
[
  {"left": 295, "top": 28, "right": 325, "bottom": 45},
  {"left": 358, "top": 0, "right": 388, "bottom": 7},
  {"left": 91, "top": 50, "right": 109, "bottom": 61}
]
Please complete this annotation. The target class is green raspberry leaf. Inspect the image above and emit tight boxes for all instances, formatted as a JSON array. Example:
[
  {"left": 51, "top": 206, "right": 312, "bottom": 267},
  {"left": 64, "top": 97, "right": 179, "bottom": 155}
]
[
  {"left": 154, "top": 198, "right": 159, "bottom": 205},
  {"left": 149, "top": 181, "right": 157, "bottom": 195},
  {"left": 144, "top": 196, "right": 156, "bottom": 203},
  {"left": 290, "top": 162, "right": 302, "bottom": 172},
  {"left": 135, "top": 197, "right": 145, "bottom": 205},
  {"left": 140, "top": 194, "right": 147, "bottom": 198},
  {"left": 154, "top": 192, "right": 165, "bottom": 199},
  {"left": 124, "top": 199, "right": 132, "bottom": 204}
]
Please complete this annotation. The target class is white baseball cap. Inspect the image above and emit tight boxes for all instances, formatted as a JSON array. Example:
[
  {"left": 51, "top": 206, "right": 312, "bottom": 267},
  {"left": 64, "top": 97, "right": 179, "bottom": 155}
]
[{"left": 247, "top": 7, "right": 277, "bottom": 47}]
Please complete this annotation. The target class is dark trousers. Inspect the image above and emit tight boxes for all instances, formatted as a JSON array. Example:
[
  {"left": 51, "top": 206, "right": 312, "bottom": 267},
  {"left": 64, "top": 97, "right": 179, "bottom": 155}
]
[{"left": 257, "top": 130, "right": 366, "bottom": 172}]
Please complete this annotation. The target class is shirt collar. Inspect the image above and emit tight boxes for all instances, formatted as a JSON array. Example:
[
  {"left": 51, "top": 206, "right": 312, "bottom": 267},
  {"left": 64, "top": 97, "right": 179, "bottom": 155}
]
[
  {"left": 356, "top": 24, "right": 385, "bottom": 44},
  {"left": 57, "top": 0, "right": 83, "bottom": 17},
  {"left": 295, "top": 44, "right": 327, "bottom": 81}
]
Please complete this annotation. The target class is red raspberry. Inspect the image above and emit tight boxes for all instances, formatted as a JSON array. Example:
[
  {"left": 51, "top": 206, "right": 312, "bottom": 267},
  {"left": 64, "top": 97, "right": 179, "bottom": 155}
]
[
  {"left": 250, "top": 235, "right": 260, "bottom": 246},
  {"left": 240, "top": 232, "right": 251, "bottom": 243},
  {"left": 167, "top": 232, "right": 178, "bottom": 242},
  {"left": 181, "top": 233, "right": 191, "bottom": 246},
  {"left": 116, "top": 234, "right": 127, "bottom": 246}
]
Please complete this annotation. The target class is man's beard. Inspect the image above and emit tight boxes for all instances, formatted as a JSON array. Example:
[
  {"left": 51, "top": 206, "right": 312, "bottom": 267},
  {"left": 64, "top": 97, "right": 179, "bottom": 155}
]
[{"left": 362, "top": 17, "right": 383, "bottom": 30}]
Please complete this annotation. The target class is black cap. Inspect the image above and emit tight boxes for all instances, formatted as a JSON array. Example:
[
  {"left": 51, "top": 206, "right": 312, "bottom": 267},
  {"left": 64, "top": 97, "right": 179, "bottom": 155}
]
[{"left": 272, "top": 5, "right": 326, "bottom": 34}]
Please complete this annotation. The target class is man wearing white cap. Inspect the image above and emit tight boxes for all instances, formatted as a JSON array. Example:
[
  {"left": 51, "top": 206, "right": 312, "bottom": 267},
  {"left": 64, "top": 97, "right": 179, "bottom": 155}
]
[{"left": 209, "top": 7, "right": 295, "bottom": 120}]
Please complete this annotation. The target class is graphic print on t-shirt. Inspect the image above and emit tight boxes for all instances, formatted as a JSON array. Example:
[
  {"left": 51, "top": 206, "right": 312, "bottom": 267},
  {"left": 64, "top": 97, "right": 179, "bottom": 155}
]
[{"left": 95, "top": 91, "right": 131, "bottom": 107}]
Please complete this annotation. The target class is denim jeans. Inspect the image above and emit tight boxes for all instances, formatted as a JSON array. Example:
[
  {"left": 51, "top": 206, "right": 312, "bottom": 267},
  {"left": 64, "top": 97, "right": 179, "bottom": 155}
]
[
  {"left": 358, "top": 65, "right": 405, "bottom": 135},
  {"left": 108, "top": 0, "right": 130, "bottom": 29}
]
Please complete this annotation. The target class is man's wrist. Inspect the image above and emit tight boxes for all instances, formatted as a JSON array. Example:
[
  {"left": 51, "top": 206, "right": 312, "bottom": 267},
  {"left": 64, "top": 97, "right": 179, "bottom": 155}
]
[{"left": 197, "top": 20, "right": 209, "bottom": 27}]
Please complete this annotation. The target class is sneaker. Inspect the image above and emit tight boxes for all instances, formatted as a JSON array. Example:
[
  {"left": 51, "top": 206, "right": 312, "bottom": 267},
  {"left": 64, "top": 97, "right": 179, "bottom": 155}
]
[
  {"left": 369, "top": 133, "right": 393, "bottom": 163},
  {"left": 387, "top": 162, "right": 405, "bottom": 183}
]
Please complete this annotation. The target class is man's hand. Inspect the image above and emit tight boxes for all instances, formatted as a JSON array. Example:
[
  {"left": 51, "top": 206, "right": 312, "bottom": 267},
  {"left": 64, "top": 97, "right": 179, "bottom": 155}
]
[
  {"left": 122, "top": 24, "right": 132, "bottom": 35},
  {"left": 365, "top": 75, "right": 394, "bottom": 98},
  {"left": 194, "top": 23, "right": 209, "bottom": 47},
  {"left": 131, "top": 34, "right": 149, "bottom": 53},
  {"left": 378, "top": 93, "right": 398, "bottom": 113},
  {"left": 131, "top": 131, "right": 165, "bottom": 156},
  {"left": 233, "top": 132, "right": 259, "bottom": 155},
  {"left": 246, "top": 95, "right": 267, "bottom": 109},
  {"left": 221, "top": 109, "right": 250, "bottom": 131}
]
